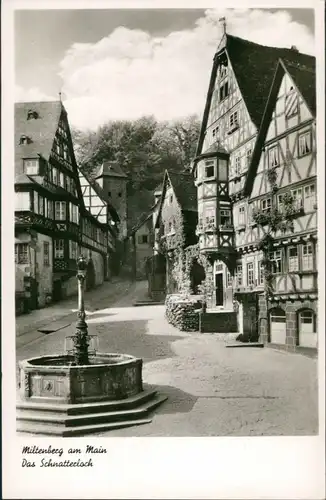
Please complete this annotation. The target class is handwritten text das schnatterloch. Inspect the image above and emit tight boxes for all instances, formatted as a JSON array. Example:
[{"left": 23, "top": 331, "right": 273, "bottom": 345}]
[{"left": 21, "top": 444, "right": 107, "bottom": 468}]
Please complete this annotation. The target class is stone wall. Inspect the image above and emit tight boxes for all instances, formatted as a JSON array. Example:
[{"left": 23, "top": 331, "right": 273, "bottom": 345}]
[
  {"left": 91, "top": 250, "right": 105, "bottom": 286},
  {"left": 199, "top": 311, "right": 238, "bottom": 333}
]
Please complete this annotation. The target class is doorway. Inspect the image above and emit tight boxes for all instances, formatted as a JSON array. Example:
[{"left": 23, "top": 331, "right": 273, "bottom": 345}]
[{"left": 215, "top": 273, "right": 223, "bottom": 306}]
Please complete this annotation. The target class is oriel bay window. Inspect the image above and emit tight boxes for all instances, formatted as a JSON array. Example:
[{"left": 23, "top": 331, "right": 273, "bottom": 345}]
[
  {"left": 220, "top": 208, "right": 232, "bottom": 227},
  {"left": 55, "top": 201, "right": 66, "bottom": 220},
  {"left": 205, "top": 206, "right": 216, "bottom": 227},
  {"left": 54, "top": 239, "right": 65, "bottom": 259},
  {"left": 204, "top": 160, "right": 215, "bottom": 179},
  {"left": 291, "top": 187, "right": 303, "bottom": 211},
  {"left": 302, "top": 243, "right": 314, "bottom": 270},
  {"left": 288, "top": 246, "right": 299, "bottom": 272}
]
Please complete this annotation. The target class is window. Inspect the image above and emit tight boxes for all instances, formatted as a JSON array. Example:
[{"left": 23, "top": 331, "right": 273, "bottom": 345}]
[
  {"left": 246, "top": 148, "right": 252, "bottom": 167},
  {"left": 47, "top": 200, "right": 53, "bottom": 219},
  {"left": 285, "top": 87, "right": 298, "bottom": 117},
  {"left": 69, "top": 204, "right": 79, "bottom": 224},
  {"left": 53, "top": 168, "right": 58, "bottom": 185},
  {"left": 220, "top": 209, "right": 231, "bottom": 226},
  {"left": 236, "top": 264, "right": 243, "bottom": 286},
  {"left": 229, "top": 111, "right": 239, "bottom": 130},
  {"left": 169, "top": 195, "right": 173, "bottom": 204},
  {"left": 118, "top": 192, "right": 122, "bottom": 197},
  {"left": 288, "top": 246, "right": 299, "bottom": 272},
  {"left": 33, "top": 192, "right": 39, "bottom": 213},
  {"left": 15, "top": 243, "right": 29, "bottom": 264},
  {"left": 269, "top": 250, "right": 283, "bottom": 274},
  {"left": 234, "top": 155, "right": 241, "bottom": 176},
  {"left": 43, "top": 242, "right": 50, "bottom": 266},
  {"left": 15, "top": 192, "right": 30, "bottom": 211},
  {"left": 258, "top": 261, "right": 264, "bottom": 285},
  {"left": 268, "top": 145, "right": 279, "bottom": 167},
  {"left": 302, "top": 243, "right": 313, "bottom": 271},
  {"left": 212, "top": 126, "right": 219, "bottom": 140},
  {"left": 24, "top": 159, "right": 39, "bottom": 175},
  {"left": 226, "top": 271, "right": 233, "bottom": 288},
  {"left": 238, "top": 206, "right": 245, "bottom": 225},
  {"left": 291, "top": 188, "right": 303, "bottom": 211},
  {"left": 38, "top": 195, "right": 44, "bottom": 216},
  {"left": 261, "top": 198, "right": 271, "bottom": 213},
  {"left": 20, "top": 135, "right": 31, "bottom": 145},
  {"left": 54, "top": 239, "right": 65, "bottom": 259},
  {"left": 55, "top": 201, "right": 66, "bottom": 220},
  {"left": 298, "top": 131, "right": 311, "bottom": 156},
  {"left": 219, "top": 81, "right": 229, "bottom": 101},
  {"left": 247, "top": 262, "right": 255, "bottom": 286},
  {"left": 138, "top": 234, "right": 148, "bottom": 244},
  {"left": 59, "top": 172, "right": 64, "bottom": 188},
  {"left": 108, "top": 191, "right": 111, "bottom": 197},
  {"left": 205, "top": 207, "right": 215, "bottom": 226},
  {"left": 299, "top": 310, "right": 314, "bottom": 325},
  {"left": 304, "top": 184, "right": 316, "bottom": 211},
  {"left": 27, "top": 110, "right": 38, "bottom": 120},
  {"left": 205, "top": 160, "right": 215, "bottom": 178},
  {"left": 220, "top": 65, "right": 227, "bottom": 79},
  {"left": 69, "top": 241, "right": 78, "bottom": 260}
]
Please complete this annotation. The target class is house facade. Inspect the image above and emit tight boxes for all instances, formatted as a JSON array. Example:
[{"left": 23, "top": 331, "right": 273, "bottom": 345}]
[
  {"left": 127, "top": 213, "right": 154, "bottom": 280},
  {"left": 79, "top": 170, "right": 120, "bottom": 278},
  {"left": 15, "top": 101, "right": 113, "bottom": 314},
  {"left": 193, "top": 33, "right": 316, "bottom": 350},
  {"left": 155, "top": 170, "right": 199, "bottom": 295}
]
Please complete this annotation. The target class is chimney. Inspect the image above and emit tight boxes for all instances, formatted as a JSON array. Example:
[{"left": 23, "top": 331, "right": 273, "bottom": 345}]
[{"left": 290, "top": 45, "right": 299, "bottom": 52}]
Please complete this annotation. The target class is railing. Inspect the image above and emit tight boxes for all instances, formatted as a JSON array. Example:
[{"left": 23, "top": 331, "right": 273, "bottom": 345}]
[{"left": 219, "top": 223, "right": 234, "bottom": 232}]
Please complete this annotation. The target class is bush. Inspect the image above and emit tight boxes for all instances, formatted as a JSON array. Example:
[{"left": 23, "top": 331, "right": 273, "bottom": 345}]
[{"left": 165, "top": 294, "right": 202, "bottom": 332}]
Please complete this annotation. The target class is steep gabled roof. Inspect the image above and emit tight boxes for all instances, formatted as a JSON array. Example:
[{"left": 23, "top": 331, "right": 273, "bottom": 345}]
[
  {"left": 244, "top": 57, "right": 316, "bottom": 196},
  {"left": 196, "top": 34, "right": 315, "bottom": 155},
  {"left": 167, "top": 170, "right": 197, "bottom": 212},
  {"left": 15, "top": 101, "right": 63, "bottom": 175},
  {"left": 93, "top": 160, "right": 128, "bottom": 179},
  {"left": 128, "top": 210, "right": 154, "bottom": 236},
  {"left": 155, "top": 169, "right": 197, "bottom": 229}
]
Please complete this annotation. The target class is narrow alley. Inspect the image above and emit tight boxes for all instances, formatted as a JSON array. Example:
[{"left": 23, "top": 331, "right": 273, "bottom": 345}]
[{"left": 16, "top": 279, "right": 318, "bottom": 437}]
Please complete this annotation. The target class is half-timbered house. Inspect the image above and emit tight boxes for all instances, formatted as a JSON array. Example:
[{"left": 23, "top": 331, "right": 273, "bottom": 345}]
[
  {"left": 15, "top": 101, "right": 112, "bottom": 313},
  {"left": 79, "top": 171, "right": 120, "bottom": 277},
  {"left": 193, "top": 31, "right": 316, "bottom": 350},
  {"left": 155, "top": 170, "right": 198, "bottom": 294}
]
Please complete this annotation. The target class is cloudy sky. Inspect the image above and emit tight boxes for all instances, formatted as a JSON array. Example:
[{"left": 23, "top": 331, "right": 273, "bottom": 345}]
[{"left": 15, "top": 8, "right": 315, "bottom": 131}]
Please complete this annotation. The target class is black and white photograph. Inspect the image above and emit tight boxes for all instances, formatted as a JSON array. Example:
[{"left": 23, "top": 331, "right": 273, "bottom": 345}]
[{"left": 2, "top": 1, "right": 325, "bottom": 499}]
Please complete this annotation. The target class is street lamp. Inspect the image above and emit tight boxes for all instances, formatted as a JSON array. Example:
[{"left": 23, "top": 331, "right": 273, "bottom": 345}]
[{"left": 73, "top": 255, "right": 90, "bottom": 365}]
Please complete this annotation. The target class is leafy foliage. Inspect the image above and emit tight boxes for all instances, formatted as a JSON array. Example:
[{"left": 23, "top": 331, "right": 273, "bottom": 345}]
[{"left": 72, "top": 115, "right": 200, "bottom": 230}]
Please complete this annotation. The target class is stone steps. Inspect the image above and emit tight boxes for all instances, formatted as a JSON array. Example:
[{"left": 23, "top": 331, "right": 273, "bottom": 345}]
[
  {"left": 16, "top": 390, "right": 167, "bottom": 436},
  {"left": 17, "top": 387, "right": 158, "bottom": 415}
]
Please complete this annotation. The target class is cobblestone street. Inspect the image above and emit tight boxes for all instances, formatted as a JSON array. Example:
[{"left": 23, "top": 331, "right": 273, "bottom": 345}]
[{"left": 16, "top": 280, "right": 318, "bottom": 437}]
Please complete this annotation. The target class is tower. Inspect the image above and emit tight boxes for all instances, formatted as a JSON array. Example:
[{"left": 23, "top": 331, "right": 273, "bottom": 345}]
[{"left": 94, "top": 161, "right": 128, "bottom": 239}]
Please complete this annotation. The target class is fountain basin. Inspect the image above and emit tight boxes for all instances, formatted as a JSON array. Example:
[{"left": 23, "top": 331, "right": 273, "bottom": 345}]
[{"left": 19, "top": 353, "right": 143, "bottom": 405}]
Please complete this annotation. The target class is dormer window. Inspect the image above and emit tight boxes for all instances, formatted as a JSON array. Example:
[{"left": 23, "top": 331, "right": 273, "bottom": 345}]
[
  {"left": 19, "top": 135, "right": 31, "bottom": 145},
  {"left": 23, "top": 159, "right": 39, "bottom": 175},
  {"left": 27, "top": 110, "right": 39, "bottom": 120}
]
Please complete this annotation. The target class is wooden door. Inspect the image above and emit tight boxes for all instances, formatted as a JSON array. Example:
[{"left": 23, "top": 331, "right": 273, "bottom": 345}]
[{"left": 215, "top": 273, "right": 223, "bottom": 306}]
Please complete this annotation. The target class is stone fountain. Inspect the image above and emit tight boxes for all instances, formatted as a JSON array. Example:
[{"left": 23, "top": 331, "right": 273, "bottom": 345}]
[{"left": 17, "top": 256, "right": 167, "bottom": 436}]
